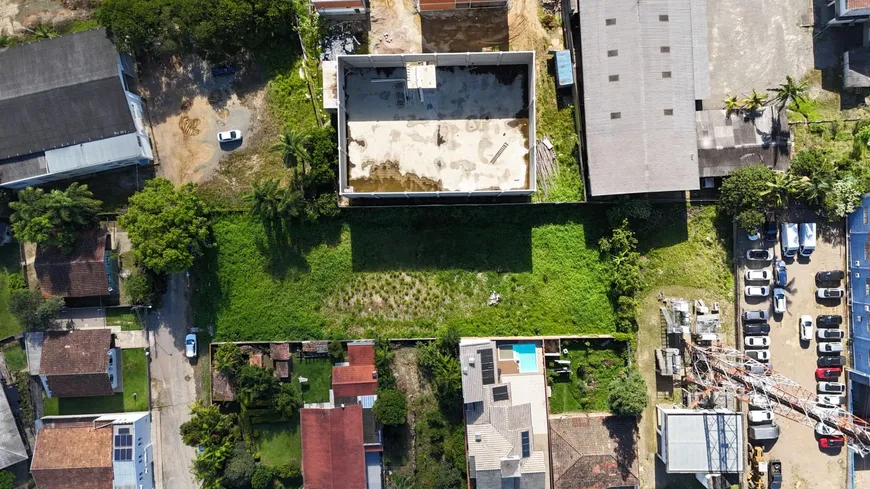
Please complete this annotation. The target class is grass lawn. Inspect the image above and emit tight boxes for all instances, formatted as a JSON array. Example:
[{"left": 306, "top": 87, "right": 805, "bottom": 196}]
[
  {"left": 293, "top": 358, "right": 332, "bottom": 404},
  {"left": 193, "top": 206, "right": 617, "bottom": 340},
  {"left": 2, "top": 344, "right": 26, "bottom": 371},
  {"left": 0, "top": 244, "right": 22, "bottom": 340},
  {"left": 43, "top": 348, "right": 149, "bottom": 415},
  {"left": 548, "top": 339, "right": 629, "bottom": 413},
  {"left": 255, "top": 421, "right": 302, "bottom": 467},
  {"left": 106, "top": 307, "right": 141, "bottom": 331}
]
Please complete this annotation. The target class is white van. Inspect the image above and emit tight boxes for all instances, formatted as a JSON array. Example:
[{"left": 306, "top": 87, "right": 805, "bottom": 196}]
[
  {"left": 781, "top": 223, "right": 799, "bottom": 258},
  {"left": 799, "top": 223, "right": 816, "bottom": 256}
]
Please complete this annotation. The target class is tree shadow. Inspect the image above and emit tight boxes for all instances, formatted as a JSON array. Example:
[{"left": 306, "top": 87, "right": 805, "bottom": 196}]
[
  {"left": 634, "top": 204, "right": 692, "bottom": 254},
  {"left": 254, "top": 217, "right": 343, "bottom": 279},
  {"left": 420, "top": 10, "right": 509, "bottom": 53},
  {"left": 602, "top": 415, "right": 639, "bottom": 482}
]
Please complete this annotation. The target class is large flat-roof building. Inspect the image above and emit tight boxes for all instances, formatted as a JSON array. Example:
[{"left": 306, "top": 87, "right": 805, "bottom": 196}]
[
  {"left": 656, "top": 407, "right": 744, "bottom": 474},
  {"left": 0, "top": 28, "right": 153, "bottom": 189},
  {"left": 335, "top": 52, "right": 536, "bottom": 200},
  {"left": 578, "top": 0, "right": 709, "bottom": 196}
]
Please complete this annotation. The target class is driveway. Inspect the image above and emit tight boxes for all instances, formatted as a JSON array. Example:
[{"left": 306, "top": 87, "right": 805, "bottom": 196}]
[{"left": 149, "top": 273, "right": 199, "bottom": 489}]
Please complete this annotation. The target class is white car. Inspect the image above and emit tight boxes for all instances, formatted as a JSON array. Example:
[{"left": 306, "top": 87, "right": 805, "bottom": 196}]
[
  {"left": 746, "top": 349, "right": 771, "bottom": 362},
  {"left": 815, "top": 421, "right": 843, "bottom": 436},
  {"left": 745, "top": 269, "right": 771, "bottom": 282},
  {"left": 744, "top": 336, "right": 771, "bottom": 348},
  {"left": 818, "top": 382, "right": 846, "bottom": 394},
  {"left": 799, "top": 315, "right": 813, "bottom": 341},
  {"left": 746, "top": 249, "right": 774, "bottom": 261},
  {"left": 818, "top": 342, "right": 844, "bottom": 354},
  {"left": 817, "top": 328, "right": 844, "bottom": 341},
  {"left": 217, "top": 129, "right": 243, "bottom": 143},
  {"left": 750, "top": 393, "right": 772, "bottom": 409},
  {"left": 817, "top": 287, "right": 845, "bottom": 299},
  {"left": 185, "top": 334, "right": 198, "bottom": 358},
  {"left": 818, "top": 395, "right": 844, "bottom": 407},
  {"left": 748, "top": 410, "right": 774, "bottom": 423},
  {"left": 773, "top": 288, "right": 786, "bottom": 314},
  {"left": 745, "top": 286, "right": 770, "bottom": 298}
]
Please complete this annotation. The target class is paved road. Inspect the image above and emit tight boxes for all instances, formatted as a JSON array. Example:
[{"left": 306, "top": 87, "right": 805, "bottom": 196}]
[{"left": 149, "top": 273, "right": 198, "bottom": 489}]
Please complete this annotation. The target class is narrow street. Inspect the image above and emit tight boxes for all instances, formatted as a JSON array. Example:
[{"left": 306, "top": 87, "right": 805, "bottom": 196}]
[{"left": 148, "top": 273, "right": 199, "bottom": 489}]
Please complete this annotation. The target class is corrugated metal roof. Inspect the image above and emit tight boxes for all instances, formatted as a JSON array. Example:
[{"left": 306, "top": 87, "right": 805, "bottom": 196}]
[
  {"left": 661, "top": 409, "right": 744, "bottom": 473},
  {"left": 0, "top": 387, "right": 27, "bottom": 469},
  {"left": 579, "top": 0, "right": 708, "bottom": 196}
]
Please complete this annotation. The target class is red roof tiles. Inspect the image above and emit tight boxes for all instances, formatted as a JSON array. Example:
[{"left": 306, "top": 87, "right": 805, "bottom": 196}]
[
  {"left": 347, "top": 344, "right": 375, "bottom": 366},
  {"left": 40, "top": 329, "right": 114, "bottom": 397},
  {"left": 332, "top": 365, "right": 377, "bottom": 398},
  {"left": 301, "top": 405, "right": 367, "bottom": 489},
  {"left": 31, "top": 426, "right": 113, "bottom": 489},
  {"left": 35, "top": 228, "right": 110, "bottom": 298}
]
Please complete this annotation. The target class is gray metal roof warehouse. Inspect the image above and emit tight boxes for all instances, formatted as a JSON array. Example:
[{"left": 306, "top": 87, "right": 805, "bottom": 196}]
[{"left": 579, "top": 0, "right": 709, "bottom": 196}]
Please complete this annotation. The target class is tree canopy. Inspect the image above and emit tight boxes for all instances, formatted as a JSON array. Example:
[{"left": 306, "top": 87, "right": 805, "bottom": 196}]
[
  {"left": 0, "top": 471, "right": 14, "bottom": 489},
  {"left": 119, "top": 178, "right": 210, "bottom": 274},
  {"left": 9, "top": 183, "right": 102, "bottom": 250},
  {"left": 608, "top": 372, "right": 648, "bottom": 416},
  {"left": 10, "top": 290, "right": 64, "bottom": 331},
  {"left": 373, "top": 389, "right": 408, "bottom": 426},
  {"left": 719, "top": 165, "right": 776, "bottom": 232},
  {"left": 273, "top": 382, "right": 302, "bottom": 418},
  {"left": 213, "top": 342, "right": 246, "bottom": 376}
]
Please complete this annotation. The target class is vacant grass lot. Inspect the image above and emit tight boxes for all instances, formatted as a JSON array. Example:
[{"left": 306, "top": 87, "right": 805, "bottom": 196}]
[
  {"left": 0, "top": 245, "right": 22, "bottom": 340},
  {"left": 2, "top": 344, "right": 26, "bottom": 371},
  {"left": 106, "top": 307, "right": 141, "bottom": 331},
  {"left": 293, "top": 358, "right": 332, "bottom": 404},
  {"left": 193, "top": 205, "right": 618, "bottom": 340},
  {"left": 255, "top": 421, "right": 302, "bottom": 467},
  {"left": 43, "top": 348, "right": 149, "bottom": 415},
  {"left": 548, "top": 339, "right": 629, "bottom": 413}
]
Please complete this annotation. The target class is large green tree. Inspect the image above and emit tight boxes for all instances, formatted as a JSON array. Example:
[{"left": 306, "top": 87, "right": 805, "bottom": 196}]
[
  {"left": 10, "top": 183, "right": 102, "bottom": 250},
  {"left": 273, "top": 382, "right": 302, "bottom": 418},
  {"left": 9, "top": 290, "right": 64, "bottom": 331},
  {"left": 719, "top": 165, "right": 776, "bottom": 232},
  {"left": 608, "top": 372, "right": 648, "bottom": 416},
  {"left": 119, "top": 178, "right": 209, "bottom": 274},
  {"left": 235, "top": 365, "right": 280, "bottom": 407},
  {"left": 223, "top": 443, "right": 255, "bottom": 489},
  {"left": 373, "top": 389, "right": 408, "bottom": 426},
  {"left": 0, "top": 470, "right": 14, "bottom": 489}
]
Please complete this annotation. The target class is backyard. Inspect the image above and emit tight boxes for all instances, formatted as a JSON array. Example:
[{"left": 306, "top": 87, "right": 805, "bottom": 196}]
[
  {"left": 292, "top": 357, "right": 332, "bottom": 404},
  {"left": 43, "top": 348, "right": 149, "bottom": 415},
  {"left": 0, "top": 244, "right": 22, "bottom": 340},
  {"left": 2, "top": 342, "right": 26, "bottom": 371},
  {"left": 254, "top": 421, "right": 302, "bottom": 467},
  {"left": 547, "top": 339, "right": 630, "bottom": 414},
  {"left": 106, "top": 307, "right": 142, "bottom": 331}
]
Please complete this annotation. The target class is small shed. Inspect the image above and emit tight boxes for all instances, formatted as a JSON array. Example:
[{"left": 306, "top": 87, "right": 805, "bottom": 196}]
[
  {"left": 555, "top": 50, "right": 574, "bottom": 87},
  {"left": 271, "top": 342, "right": 291, "bottom": 361},
  {"left": 302, "top": 341, "right": 329, "bottom": 358},
  {"left": 275, "top": 361, "right": 290, "bottom": 380}
]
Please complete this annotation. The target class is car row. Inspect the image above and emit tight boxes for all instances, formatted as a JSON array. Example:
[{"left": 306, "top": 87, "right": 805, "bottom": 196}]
[{"left": 811, "top": 294, "right": 846, "bottom": 450}]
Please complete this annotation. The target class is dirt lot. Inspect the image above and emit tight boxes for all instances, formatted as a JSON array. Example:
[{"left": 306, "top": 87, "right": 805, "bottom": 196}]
[
  {"left": 706, "top": 0, "right": 814, "bottom": 104},
  {"left": 141, "top": 56, "right": 261, "bottom": 186},
  {"left": 0, "top": 0, "right": 83, "bottom": 36},
  {"left": 738, "top": 210, "right": 847, "bottom": 489}
]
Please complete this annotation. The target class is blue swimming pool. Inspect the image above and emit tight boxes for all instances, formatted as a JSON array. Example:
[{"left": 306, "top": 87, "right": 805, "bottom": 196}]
[{"left": 513, "top": 343, "right": 538, "bottom": 373}]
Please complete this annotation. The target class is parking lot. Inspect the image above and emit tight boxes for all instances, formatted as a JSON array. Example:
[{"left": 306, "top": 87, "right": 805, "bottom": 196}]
[{"left": 738, "top": 209, "right": 847, "bottom": 489}]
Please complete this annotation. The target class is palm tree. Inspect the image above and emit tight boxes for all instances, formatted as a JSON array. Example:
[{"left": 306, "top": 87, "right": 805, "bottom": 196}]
[
  {"left": 271, "top": 127, "right": 311, "bottom": 191},
  {"left": 741, "top": 89, "right": 769, "bottom": 114},
  {"left": 797, "top": 175, "right": 831, "bottom": 205},
  {"left": 246, "top": 179, "right": 284, "bottom": 224},
  {"left": 774, "top": 75, "right": 808, "bottom": 110},
  {"left": 760, "top": 172, "right": 802, "bottom": 208},
  {"left": 723, "top": 94, "right": 741, "bottom": 117}
]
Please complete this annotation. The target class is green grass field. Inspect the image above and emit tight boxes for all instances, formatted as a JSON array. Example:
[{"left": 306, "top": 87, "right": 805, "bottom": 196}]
[
  {"left": 2, "top": 344, "right": 26, "bottom": 371},
  {"left": 255, "top": 421, "right": 303, "bottom": 467},
  {"left": 106, "top": 307, "right": 141, "bottom": 331},
  {"left": 293, "top": 358, "right": 332, "bottom": 404},
  {"left": 193, "top": 205, "right": 618, "bottom": 340},
  {"left": 0, "top": 245, "right": 22, "bottom": 340},
  {"left": 43, "top": 348, "right": 149, "bottom": 415},
  {"left": 548, "top": 339, "right": 629, "bottom": 413}
]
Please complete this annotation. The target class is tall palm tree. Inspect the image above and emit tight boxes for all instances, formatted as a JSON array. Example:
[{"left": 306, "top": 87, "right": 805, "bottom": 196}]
[
  {"left": 246, "top": 179, "right": 284, "bottom": 225},
  {"left": 741, "top": 89, "right": 769, "bottom": 114},
  {"left": 797, "top": 174, "right": 831, "bottom": 205},
  {"left": 722, "top": 94, "right": 741, "bottom": 117},
  {"left": 760, "top": 172, "right": 802, "bottom": 208},
  {"left": 271, "top": 127, "right": 311, "bottom": 191},
  {"left": 774, "top": 75, "right": 808, "bottom": 110}
]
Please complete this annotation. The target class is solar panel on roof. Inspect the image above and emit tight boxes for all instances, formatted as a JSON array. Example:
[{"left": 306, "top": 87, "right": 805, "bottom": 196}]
[
  {"left": 479, "top": 348, "right": 495, "bottom": 385},
  {"left": 492, "top": 385, "right": 509, "bottom": 402}
]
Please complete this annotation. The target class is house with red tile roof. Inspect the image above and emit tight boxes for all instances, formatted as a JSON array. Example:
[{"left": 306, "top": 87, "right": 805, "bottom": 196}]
[
  {"left": 29, "top": 329, "right": 120, "bottom": 398},
  {"left": 35, "top": 228, "right": 116, "bottom": 299},
  {"left": 300, "top": 341, "right": 383, "bottom": 489},
  {"left": 31, "top": 412, "right": 153, "bottom": 489}
]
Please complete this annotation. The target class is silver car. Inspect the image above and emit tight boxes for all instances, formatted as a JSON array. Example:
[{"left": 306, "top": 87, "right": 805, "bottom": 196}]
[
  {"left": 773, "top": 288, "right": 786, "bottom": 314},
  {"left": 817, "top": 394, "right": 844, "bottom": 407},
  {"left": 744, "top": 336, "right": 771, "bottom": 348},
  {"left": 818, "top": 382, "right": 846, "bottom": 394},
  {"left": 818, "top": 342, "right": 844, "bottom": 354},
  {"left": 745, "top": 286, "right": 770, "bottom": 298},
  {"left": 746, "top": 349, "right": 771, "bottom": 362},
  {"left": 745, "top": 269, "right": 771, "bottom": 282}
]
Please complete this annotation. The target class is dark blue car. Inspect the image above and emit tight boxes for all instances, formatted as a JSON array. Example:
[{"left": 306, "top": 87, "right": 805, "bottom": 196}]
[{"left": 774, "top": 260, "right": 787, "bottom": 287}]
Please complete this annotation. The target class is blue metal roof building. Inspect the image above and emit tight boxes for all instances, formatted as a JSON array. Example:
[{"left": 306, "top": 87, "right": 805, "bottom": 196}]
[{"left": 848, "top": 196, "right": 870, "bottom": 375}]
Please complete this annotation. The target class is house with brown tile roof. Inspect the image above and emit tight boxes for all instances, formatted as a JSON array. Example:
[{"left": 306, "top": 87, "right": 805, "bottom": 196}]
[
  {"left": 31, "top": 412, "right": 153, "bottom": 489},
  {"left": 300, "top": 341, "right": 383, "bottom": 489},
  {"left": 35, "top": 228, "right": 116, "bottom": 299},
  {"left": 549, "top": 414, "right": 639, "bottom": 489},
  {"left": 33, "top": 329, "right": 120, "bottom": 398}
]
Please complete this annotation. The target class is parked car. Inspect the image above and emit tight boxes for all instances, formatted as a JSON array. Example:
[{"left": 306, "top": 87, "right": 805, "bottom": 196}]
[
  {"left": 217, "top": 130, "right": 243, "bottom": 143},
  {"left": 820, "top": 436, "right": 845, "bottom": 449},
  {"left": 817, "top": 315, "right": 843, "bottom": 328},
  {"left": 748, "top": 410, "right": 774, "bottom": 424},
  {"left": 185, "top": 334, "right": 198, "bottom": 358},
  {"left": 815, "top": 422, "right": 843, "bottom": 437},
  {"left": 746, "top": 349, "right": 771, "bottom": 362},
  {"left": 748, "top": 423, "right": 780, "bottom": 442},
  {"left": 818, "top": 355, "right": 847, "bottom": 367},
  {"left": 746, "top": 362, "right": 773, "bottom": 375},
  {"left": 773, "top": 288, "right": 786, "bottom": 314},
  {"left": 774, "top": 260, "right": 787, "bottom": 287},
  {"left": 817, "top": 287, "right": 845, "bottom": 299},
  {"left": 818, "top": 382, "right": 846, "bottom": 394},
  {"left": 744, "top": 310, "right": 770, "bottom": 322},
  {"left": 768, "top": 459, "right": 783, "bottom": 489},
  {"left": 817, "top": 329, "right": 844, "bottom": 341},
  {"left": 764, "top": 215, "right": 778, "bottom": 242},
  {"left": 746, "top": 249, "right": 774, "bottom": 261},
  {"left": 211, "top": 65, "right": 236, "bottom": 77},
  {"left": 816, "top": 367, "right": 842, "bottom": 381},
  {"left": 745, "top": 286, "right": 770, "bottom": 298},
  {"left": 799, "top": 315, "right": 813, "bottom": 341},
  {"left": 745, "top": 269, "right": 771, "bottom": 282},
  {"left": 750, "top": 394, "right": 772, "bottom": 409},
  {"left": 744, "top": 323, "right": 771, "bottom": 336},
  {"left": 817, "top": 394, "right": 844, "bottom": 407},
  {"left": 818, "top": 342, "right": 844, "bottom": 354},
  {"left": 816, "top": 270, "right": 845, "bottom": 283},
  {"left": 745, "top": 336, "right": 771, "bottom": 348}
]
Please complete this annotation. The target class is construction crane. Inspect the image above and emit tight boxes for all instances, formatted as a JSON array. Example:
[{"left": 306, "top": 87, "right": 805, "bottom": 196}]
[{"left": 686, "top": 344, "right": 870, "bottom": 456}]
